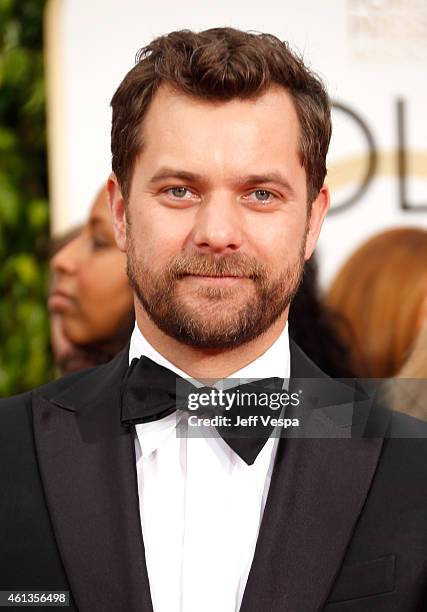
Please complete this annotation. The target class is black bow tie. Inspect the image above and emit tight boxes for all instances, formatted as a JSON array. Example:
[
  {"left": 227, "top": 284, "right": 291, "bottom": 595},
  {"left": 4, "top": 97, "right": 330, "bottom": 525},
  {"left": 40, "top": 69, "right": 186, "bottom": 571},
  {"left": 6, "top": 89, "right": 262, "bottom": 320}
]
[{"left": 121, "top": 356, "right": 284, "bottom": 465}]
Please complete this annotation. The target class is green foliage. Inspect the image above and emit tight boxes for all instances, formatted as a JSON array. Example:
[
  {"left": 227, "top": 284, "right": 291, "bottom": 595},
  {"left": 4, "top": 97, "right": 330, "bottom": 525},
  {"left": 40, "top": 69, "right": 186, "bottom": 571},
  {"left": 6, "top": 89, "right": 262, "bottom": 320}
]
[{"left": 0, "top": 0, "right": 54, "bottom": 395}]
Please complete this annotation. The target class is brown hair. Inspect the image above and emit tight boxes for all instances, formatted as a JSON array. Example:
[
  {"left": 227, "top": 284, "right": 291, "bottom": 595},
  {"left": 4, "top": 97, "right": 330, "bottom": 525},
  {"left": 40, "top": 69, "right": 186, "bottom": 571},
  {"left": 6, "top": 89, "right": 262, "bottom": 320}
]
[
  {"left": 110, "top": 27, "right": 331, "bottom": 203},
  {"left": 326, "top": 228, "right": 427, "bottom": 378}
]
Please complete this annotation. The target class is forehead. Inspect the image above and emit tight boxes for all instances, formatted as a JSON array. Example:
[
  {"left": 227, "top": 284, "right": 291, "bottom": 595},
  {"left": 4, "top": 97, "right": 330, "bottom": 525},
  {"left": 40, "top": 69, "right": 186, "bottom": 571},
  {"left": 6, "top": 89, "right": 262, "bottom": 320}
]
[{"left": 138, "top": 84, "right": 302, "bottom": 175}]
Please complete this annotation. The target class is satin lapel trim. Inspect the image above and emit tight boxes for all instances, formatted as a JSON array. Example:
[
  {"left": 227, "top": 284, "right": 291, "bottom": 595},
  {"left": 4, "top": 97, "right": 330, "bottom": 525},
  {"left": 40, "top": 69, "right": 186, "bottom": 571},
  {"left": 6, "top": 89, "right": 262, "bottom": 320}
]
[
  {"left": 240, "top": 342, "right": 385, "bottom": 612},
  {"left": 32, "top": 351, "right": 154, "bottom": 612}
]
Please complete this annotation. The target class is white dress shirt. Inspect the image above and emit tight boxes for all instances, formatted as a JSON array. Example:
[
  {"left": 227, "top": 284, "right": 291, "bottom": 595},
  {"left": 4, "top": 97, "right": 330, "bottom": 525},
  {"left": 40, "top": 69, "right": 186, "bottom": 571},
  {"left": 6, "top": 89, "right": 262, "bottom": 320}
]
[{"left": 129, "top": 323, "right": 290, "bottom": 612}]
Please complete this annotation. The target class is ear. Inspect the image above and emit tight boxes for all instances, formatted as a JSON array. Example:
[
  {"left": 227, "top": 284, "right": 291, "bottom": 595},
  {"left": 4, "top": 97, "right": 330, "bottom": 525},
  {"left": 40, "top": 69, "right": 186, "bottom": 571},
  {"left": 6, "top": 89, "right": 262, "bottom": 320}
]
[
  {"left": 107, "top": 172, "right": 127, "bottom": 252},
  {"left": 304, "top": 185, "right": 330, "bottom": 260}
]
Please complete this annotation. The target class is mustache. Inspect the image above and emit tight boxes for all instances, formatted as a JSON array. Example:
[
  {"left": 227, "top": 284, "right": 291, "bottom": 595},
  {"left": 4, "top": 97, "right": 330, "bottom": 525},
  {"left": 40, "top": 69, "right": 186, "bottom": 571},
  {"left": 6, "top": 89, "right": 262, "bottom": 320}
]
[{"left": 167, "top": 253, "right": 266, "bottom": 280}]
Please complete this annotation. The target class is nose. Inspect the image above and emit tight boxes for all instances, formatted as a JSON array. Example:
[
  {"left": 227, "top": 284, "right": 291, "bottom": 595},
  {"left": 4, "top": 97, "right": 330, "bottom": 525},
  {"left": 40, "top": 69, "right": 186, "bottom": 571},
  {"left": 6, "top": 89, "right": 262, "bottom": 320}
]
[
  {"left": 50, "top": 235, "right": 82, "bottom": 276},
  {"left": 191, "top": 193, "right": 243, "bottom": 255}
]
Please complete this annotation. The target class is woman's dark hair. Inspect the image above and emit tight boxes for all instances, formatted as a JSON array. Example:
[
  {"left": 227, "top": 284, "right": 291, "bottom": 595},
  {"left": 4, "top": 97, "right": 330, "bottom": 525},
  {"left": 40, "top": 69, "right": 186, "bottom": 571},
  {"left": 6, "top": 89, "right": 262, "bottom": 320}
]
[{"left": 289, "top": 256, "right": 354, "bottom": 378}]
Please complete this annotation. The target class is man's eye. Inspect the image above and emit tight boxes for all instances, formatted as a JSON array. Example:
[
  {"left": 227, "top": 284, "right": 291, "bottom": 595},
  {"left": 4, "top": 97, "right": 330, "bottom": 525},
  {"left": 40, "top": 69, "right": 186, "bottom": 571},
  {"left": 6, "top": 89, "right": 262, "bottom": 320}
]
[
  {"left": 245, "top": 189, "right": 275, "bottom": 203},
  {"left": 167, "top": 187, "right": 192, "bottom": 199},
  {"left": 255, "top": 190, "right": 272, "bottom": 201}
]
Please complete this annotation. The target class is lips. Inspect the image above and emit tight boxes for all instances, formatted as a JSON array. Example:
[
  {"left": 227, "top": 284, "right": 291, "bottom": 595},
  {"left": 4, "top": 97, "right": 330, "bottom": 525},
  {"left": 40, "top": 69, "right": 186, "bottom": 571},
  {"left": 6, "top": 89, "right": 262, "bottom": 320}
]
[
  {"left": 48, "top": 289, "right": 77, "bottom": 313},
  {"left": 187, "top": 274, "right": 240, "bottom": 278},
  {"left": 183, "top": 274, "right": 245, "bottom": 285}
]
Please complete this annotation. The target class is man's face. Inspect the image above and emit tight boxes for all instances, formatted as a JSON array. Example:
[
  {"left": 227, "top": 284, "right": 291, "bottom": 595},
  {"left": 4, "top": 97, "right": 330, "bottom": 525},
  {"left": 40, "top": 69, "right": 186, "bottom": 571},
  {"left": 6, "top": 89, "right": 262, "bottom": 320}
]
[{"left": 110, "top": 84, "right": 329, "bottom": 349}]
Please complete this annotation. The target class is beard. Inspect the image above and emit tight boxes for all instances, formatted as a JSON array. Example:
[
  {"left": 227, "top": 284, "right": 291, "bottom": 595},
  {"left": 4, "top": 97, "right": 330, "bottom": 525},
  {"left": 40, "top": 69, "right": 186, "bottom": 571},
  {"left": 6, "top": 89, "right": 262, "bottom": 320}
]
[{"left": 126, "top": 231, "right": 307, "bottom": 350}]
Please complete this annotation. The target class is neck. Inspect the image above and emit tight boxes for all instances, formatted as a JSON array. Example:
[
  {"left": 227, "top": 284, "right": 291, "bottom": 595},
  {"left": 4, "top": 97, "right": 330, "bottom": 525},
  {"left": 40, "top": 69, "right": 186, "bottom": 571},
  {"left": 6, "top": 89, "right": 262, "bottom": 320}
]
[{"left": 134, "top": 303, "right": 288, "bottom": 379}]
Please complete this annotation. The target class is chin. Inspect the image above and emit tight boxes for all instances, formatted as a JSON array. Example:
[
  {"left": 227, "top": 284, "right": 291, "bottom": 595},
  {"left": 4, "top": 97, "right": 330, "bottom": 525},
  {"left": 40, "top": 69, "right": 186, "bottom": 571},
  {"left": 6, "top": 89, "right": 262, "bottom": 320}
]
[
  {"left": 182, "top": 286, "right": 251, "bottom": 307},
  {"left": 61, "top": 321, "right": 96, "bottom": 346}
]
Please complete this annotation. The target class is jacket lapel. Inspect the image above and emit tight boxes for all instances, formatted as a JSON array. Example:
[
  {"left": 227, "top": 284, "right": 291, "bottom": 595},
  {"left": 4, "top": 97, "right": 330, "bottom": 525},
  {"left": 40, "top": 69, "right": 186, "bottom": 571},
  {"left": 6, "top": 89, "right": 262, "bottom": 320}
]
[
  {"left": 32, "top": 347, "right": 153, "bottom": 612},
  {"left": 240, "top": 341, "right": 386, "bottom": 612}
]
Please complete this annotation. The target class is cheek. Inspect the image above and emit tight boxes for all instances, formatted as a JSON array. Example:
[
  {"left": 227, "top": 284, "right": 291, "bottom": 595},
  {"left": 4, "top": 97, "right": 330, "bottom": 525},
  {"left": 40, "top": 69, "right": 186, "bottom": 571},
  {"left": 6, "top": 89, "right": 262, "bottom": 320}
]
[
  {"left": 78, "top": 255, "right": 131, "bottom": 312},
  {"left": 247, "top": 214, "right": 306, "bottom": 269},
  {"left": 130, "top": 208, "right": 190, "bottom": 268}
]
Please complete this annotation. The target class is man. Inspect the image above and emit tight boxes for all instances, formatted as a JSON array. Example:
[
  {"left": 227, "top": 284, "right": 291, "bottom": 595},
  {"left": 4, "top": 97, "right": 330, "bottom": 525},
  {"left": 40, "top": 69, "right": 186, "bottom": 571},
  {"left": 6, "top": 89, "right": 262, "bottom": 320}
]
[{"left": 1, "top": 28, "right": 426, "bottom": 612}]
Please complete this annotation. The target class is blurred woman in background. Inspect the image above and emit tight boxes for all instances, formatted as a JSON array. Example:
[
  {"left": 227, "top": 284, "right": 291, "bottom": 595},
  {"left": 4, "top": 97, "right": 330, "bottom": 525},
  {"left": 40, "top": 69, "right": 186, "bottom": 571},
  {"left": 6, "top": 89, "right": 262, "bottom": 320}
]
[
  {"left": 49, "top": 186, "right": 134, "bottom": 374},
  {"left": 326, "top": 227, "right": 427, "bottom": 378}
]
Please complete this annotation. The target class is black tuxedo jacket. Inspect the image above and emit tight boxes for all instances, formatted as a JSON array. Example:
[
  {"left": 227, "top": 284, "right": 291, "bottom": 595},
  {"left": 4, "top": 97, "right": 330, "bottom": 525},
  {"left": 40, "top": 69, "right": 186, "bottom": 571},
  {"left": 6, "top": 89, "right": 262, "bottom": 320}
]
[{"left": 1, "top": 342, "right": 426, "bottom": 611}]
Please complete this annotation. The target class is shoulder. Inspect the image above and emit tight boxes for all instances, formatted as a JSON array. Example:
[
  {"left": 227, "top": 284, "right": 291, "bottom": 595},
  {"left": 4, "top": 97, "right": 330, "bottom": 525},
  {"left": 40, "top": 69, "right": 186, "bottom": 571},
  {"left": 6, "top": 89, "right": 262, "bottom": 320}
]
[
  {"left": 0, "top": 366, "right": 112, "bottom": 474},
  {"left": 0, "top": 391, "right": 33, "bottom": 440},
  {"left": 0, "top": 367, "right": 91, "bottom": 410},
  {"left": 0, "top": 346, "right": 130, "bottom": 428},
  {"left": 0, "top": 367, "right": 96, "bottom": 433}
]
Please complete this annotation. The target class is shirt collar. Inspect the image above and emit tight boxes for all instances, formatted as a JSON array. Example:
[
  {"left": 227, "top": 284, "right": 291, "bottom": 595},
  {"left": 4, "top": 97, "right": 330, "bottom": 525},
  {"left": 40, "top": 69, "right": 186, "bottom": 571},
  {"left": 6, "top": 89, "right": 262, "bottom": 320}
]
[
  {"left": 129, "top": 322, "right": 290, "bottom": 380},
  {"left": 130, "top": 322, "right": 290, "bottom": 458}
]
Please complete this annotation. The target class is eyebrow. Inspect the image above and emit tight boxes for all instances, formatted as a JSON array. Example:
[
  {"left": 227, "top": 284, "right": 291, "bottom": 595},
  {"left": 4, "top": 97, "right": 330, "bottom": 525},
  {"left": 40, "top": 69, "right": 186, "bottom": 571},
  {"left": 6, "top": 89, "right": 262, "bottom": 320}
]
[
  {"left": 242, "top": 173, "right": 295, "bottom": 196},
  {"left": 148, "top": 167, "right": 295, "bottom": 195},
  {"left": 148, "top": 168, "right": 204, "bottom": 184}
]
